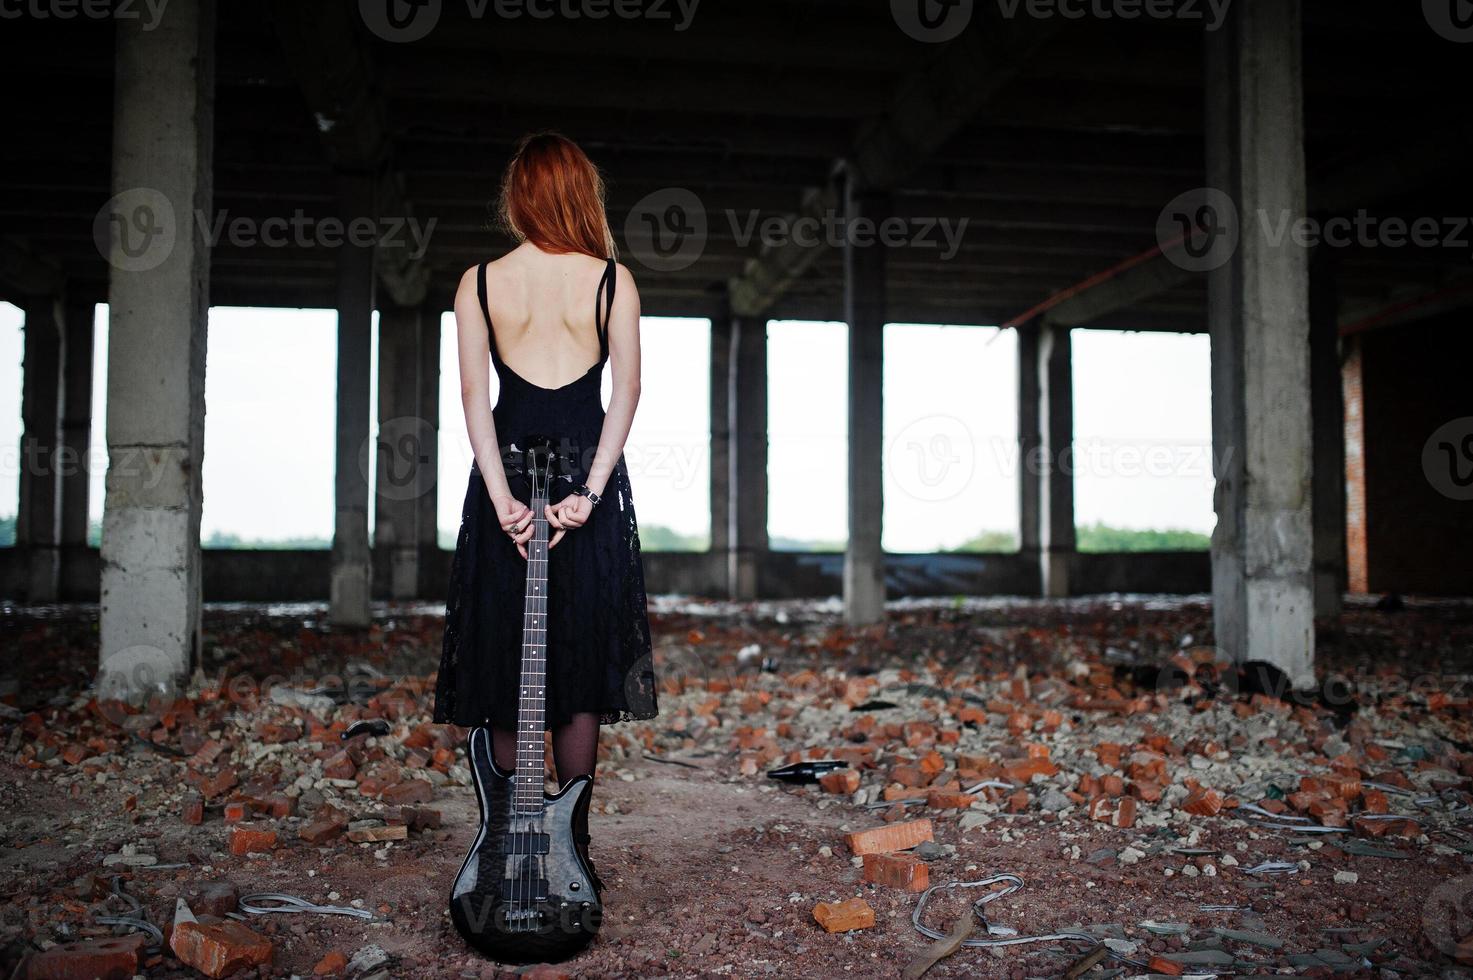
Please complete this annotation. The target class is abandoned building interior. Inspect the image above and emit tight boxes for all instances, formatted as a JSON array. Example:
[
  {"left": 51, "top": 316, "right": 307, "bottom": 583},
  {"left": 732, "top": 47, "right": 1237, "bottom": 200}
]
[{"left": 2, "top": 0, "right": 1472, "bottom": 977}]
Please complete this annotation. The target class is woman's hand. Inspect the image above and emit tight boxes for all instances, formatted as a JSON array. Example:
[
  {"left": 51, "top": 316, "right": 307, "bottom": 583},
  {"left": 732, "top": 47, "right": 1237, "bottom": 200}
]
[
  {"left": 492, "top": 494, "right": 535, "bottom": 558},
  {"left": 545, "top": 494, "right": 594, "bottom": 550}
]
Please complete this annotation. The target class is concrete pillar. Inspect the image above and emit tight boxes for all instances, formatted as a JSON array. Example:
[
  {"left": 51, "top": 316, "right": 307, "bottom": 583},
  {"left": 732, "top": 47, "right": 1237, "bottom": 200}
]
[
  {"left": 709, "top": 301, "right": 733, "bottom": 586},
  {"left": 17, "top": 294, "right": 65, "bottom": 603},
  {"left": 374, "top": 302, "right": 437, "bottom": 600},
  {"left": 331, "top": 173, "right": 377, "bottom": 625},
  {"left": 1037, "top": 318, "right": 1075, "bottom": 598},
  {"left": 843, "top": 182, "right": 888, "bottom": 624},
  {"left": 1205, "top": 0, "right": 1315, "bottom": 686},
  {"left": 1309, "top": 246, "right": 1345, "bottom": 618},
  {"left": 98, "top": 0, "right": 215, "bottom": 701},
  {"left": 415, "top": 310, "right": 441, "bottom": 562},
  {"left": 1016, "top": 322, "right": 1042, "bottom": 575},
  {"left": 59, "top": 298, "right": 95, "bottom": 592},
  {"left": 727, "top": 314, "right": 767, "bottom": 600}
]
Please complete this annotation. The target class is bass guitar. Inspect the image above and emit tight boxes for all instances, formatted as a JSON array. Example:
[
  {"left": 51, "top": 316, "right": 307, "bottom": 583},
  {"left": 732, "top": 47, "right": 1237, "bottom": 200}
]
[{"left": 450, "top": 437, "right": 603, "bottom": 962}]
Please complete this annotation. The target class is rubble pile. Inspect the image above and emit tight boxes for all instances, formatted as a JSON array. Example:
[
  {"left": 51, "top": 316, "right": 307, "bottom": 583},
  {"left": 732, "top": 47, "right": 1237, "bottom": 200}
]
[{"left": 0, "top": 595, "right": 1470, "bottom": 978}]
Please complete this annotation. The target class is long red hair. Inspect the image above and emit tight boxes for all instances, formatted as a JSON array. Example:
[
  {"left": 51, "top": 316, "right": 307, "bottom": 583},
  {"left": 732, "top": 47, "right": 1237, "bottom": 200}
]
[{"left": 498, "top": 132, "right": 616, "bottom": 259}]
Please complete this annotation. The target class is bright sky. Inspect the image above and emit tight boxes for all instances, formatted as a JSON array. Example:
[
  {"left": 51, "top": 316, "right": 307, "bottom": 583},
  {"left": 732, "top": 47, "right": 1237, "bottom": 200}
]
[{"left": 0, "top": 302, "right": 1215, "bottom": 549}]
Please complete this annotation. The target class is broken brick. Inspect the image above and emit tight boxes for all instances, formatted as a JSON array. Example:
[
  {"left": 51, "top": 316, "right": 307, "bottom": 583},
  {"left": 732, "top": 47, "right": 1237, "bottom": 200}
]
[
  {"left": 182, "top": 793, "right": 204, "bottom": 826},
  {"left": 863, "top": 851, "right": 929, "bottom": 891},
  {"left": 845, "top": 818, "right": 933, "bottom": 856},
  {"left": 1148, "top": 953, "right": 1186, "bottom": 976},
  {"left": 347, "top": 823, "right": 409, "bottom": 843},
  {"left": 819, "top": 768, "right": 860, "bottom": 794},
  {"left": 171, "top": 920, "right": 273, "bottom": 979},
  {"left": 925, "top": 789, "right": 976, "bottom": 809},
  {"left": 1181, "top": 787, "right": 1224, "bottom": 817},
  {"left": 229, "top": 825, "right": 278, "bottom": 855},
  {"left": 313, "top": 950, "right": 348, "bottom": 976},
  {"left": 381, "top": 779, "right": 433, "bottom": 805},
  {"left": 321, "top": 751, "right": 357, "bottom": 780},
  {"left": 812, "top": 897, "right": 875, "bottom": 933},
  {"left": 300, "top": 805, "right": 349, "bottom": 844},
  {"left": 1113, "top": 797, "right": 1138, "bottom": 829},
  {"left": 24, "top": 934, "right": 145, "bottom": 980}
]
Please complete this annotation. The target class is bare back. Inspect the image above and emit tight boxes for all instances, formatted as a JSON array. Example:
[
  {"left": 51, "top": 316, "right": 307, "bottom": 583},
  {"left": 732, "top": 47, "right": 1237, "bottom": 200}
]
[{"left": 481, "top": 243, "right": 611, "bottom": 389}]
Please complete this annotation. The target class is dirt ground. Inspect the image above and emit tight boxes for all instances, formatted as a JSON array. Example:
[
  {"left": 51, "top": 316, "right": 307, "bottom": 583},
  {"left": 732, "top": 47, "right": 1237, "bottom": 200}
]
[{"left": 3, "top": 594, "right": 1473, "bottom": 978}]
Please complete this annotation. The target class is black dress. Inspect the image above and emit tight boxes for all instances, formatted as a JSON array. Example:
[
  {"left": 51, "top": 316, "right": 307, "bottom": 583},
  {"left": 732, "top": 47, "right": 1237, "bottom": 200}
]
[{"left": 434, "top": 257, "right": 659, "bottom": 731}]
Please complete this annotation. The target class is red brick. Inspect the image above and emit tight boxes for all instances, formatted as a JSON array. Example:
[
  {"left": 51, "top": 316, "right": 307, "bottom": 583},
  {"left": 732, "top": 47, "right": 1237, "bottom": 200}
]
[
  {"left": 229, "top": 825, "right": 278, "bottom": 855},
  {"left": 1100, "top": 774, "right": 1125, "bottom": 797},
  {"left": 400, "top": 806, "right": 442, "bottom": 831},
  {"left": 1113, "top": 797, "right": 1138, "bottom": 829},
  {"left": 299, "top": 806, "right": 349, "bottom": 844},
  {"left": 862, "top": 852, "right": 929, "bottom": 891},
  {"left": 819, "top": 769, "right": 860, "bottom": 794},
  {"left": 223, "top": 801, "right": 249, "bottom": 824},
  {"left": 181, "top": 793, "right": 204, "bottom": 826},
  {"left": 24, "top": 934, "right": 145, "bottom": 979},
  {"left": 381, "top": 779, "right": 433, "bottom": 805},
  {"left": 1002, "top": 758, "right": 1058, "bottom": 783},
  {"left": 1181, "top": 787, "right": 1224, "bottom": 817},
  {"left": 1088, "top": 796, "right": 1113, "bottom": 822},
  {"left": 889, "top": 765, "right": 926, "bottom": 789},
  {"left": 1148, "top": 954, "right": 1185, "bottom": 976},
  {"left": 313, "top": 950, "right": 348, "bottom": 976},
  {"left": 845, "top": 818, "right": 933, "bottom": 856},
  {"left": 812, "top": 897, "right": 875, "bottom": 933},
  {"left": 925, "top": 789, "right": 976, "bottom": 809},
  {"left": 1006, "top": 790, "right": 1030, "bottom": 813},
  {"left": 321, "top": 751, "right": 356, "bottom": 780},
  {"left": 198, "top": 767, "right": 238, "bottom": 800},
  {"left": 170, "top": 920, "right": 273, "bottom": 979}
]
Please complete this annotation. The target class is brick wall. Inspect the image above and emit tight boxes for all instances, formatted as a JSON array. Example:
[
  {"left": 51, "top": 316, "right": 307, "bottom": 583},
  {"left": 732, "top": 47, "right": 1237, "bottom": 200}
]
[{"left": 1346, "top": 311, "right": 1473, "bottom": 596}]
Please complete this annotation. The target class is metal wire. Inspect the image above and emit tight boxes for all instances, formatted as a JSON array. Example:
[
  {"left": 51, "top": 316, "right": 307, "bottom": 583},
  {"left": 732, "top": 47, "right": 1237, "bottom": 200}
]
[
  {"left": 237, "top": 893, "right": 374, "bottom": 920},
  {"left": 911, "top": 874, "right": 1110, "bottom": 952}
]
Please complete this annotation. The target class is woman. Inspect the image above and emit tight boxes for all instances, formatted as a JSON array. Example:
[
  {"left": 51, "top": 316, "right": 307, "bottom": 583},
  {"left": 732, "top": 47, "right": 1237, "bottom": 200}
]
[{"left": 434, "top": 132, "right": 659, "bottom": 790}]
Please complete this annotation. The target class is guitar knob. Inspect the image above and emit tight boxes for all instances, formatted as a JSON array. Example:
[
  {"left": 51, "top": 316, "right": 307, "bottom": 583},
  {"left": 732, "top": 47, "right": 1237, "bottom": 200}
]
[{"left": 570, "top": 882, "right": 580, "bottom": 891}]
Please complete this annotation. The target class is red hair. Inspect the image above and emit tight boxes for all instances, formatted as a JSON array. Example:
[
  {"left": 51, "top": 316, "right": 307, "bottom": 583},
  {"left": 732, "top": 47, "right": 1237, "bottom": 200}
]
[{"left": 498, "top": 132, "right": 616, "bottom": 259}]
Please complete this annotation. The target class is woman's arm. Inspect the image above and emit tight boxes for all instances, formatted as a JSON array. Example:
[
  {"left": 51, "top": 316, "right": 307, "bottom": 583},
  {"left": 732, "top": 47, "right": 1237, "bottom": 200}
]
[
  {"left": 455, "top": 267, "right": 533, "bottom": 552},
  {"left": 548, "top": 262, "right": 641, "bottom": 537}
]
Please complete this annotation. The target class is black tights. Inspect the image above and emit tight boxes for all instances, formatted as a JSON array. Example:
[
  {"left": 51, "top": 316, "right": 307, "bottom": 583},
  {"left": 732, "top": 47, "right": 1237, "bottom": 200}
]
[{"left": 491, "top": 711, "right": 600, "bottom": 786}]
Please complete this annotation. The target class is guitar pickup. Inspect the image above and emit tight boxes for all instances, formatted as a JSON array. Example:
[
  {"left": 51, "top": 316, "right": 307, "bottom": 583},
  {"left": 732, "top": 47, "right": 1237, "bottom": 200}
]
[{"left": 502, "top": 832, "right": 551, "bottom": 855}]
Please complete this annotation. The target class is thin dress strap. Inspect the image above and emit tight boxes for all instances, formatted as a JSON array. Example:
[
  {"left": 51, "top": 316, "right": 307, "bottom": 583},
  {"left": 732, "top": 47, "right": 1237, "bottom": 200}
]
[
  {"left": 593, "top": 257, "right": 616, "bottom": 362},
  {"left": 476, "top": 260, "right": 502, "bottom": 364}
]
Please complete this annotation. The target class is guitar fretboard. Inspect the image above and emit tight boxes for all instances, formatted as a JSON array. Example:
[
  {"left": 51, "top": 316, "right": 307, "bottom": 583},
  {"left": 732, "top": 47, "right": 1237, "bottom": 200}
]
[{"left": 513, "top": 482, "right": 549, "bottom": 815}]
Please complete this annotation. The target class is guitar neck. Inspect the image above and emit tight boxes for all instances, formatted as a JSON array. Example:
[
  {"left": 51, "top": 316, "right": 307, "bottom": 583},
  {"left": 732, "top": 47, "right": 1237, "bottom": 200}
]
[{"left": 513, "top": 489, "right": 549, "bottom": 815}]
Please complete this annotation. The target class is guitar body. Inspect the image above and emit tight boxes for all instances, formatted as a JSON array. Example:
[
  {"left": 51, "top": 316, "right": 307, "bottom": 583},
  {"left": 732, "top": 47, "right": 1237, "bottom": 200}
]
[{"left": 450, "top": 727, "right": 603, "bottom": 962}]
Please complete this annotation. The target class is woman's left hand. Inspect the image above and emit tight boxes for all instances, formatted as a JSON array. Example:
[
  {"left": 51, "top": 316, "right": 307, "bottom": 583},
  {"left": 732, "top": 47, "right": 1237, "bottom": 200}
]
[{"left": 545, "top": 494, "right": 594, "bottom": 549}]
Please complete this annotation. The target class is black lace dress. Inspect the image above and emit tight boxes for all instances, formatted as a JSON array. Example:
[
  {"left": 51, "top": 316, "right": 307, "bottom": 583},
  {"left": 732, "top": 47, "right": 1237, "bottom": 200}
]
[{"left": 434, "top": 257, "right": 659, "bottom": 731}]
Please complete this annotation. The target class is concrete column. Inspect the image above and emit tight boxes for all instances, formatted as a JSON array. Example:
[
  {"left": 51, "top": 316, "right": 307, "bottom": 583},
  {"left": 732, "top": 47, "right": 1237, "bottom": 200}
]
[
  {"left": 415, "top": 311, "right": 441, "bottom": 560},
  {"left": 1309, "top": 246, "right": 1345, "bottom": 618},
  {"left": 98, "top": 0, "right": 215, "bottom": 701},
  {"left": 843, "top": 182, "right": 887, "bottom": 624},
  {"left": 374, "top": 302, "right": 436, "bottom": 600},
  {"left": 17, "top": 294, "right": 64, "bottom": 603},
  {"left": 1016, "top": 322, "right": 1042, "bottom": 573},
  {"left": 59, "top": 298, "right": 95, "bottom": 592},
  {"left": 331, "top": 173, "right": 377, "bottom": 625},
  {"left": 1037, "top": 317, "right": 1075, "bottom": 598},
  {"left": 709, "top": 300, "right": 733, "bottom": 582},
  {"left": 1205, "top": 0, "right": 1315, "bottom": 686},
  {"left": 727, "top": 314, "right": 767, "bottom": 600}
]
